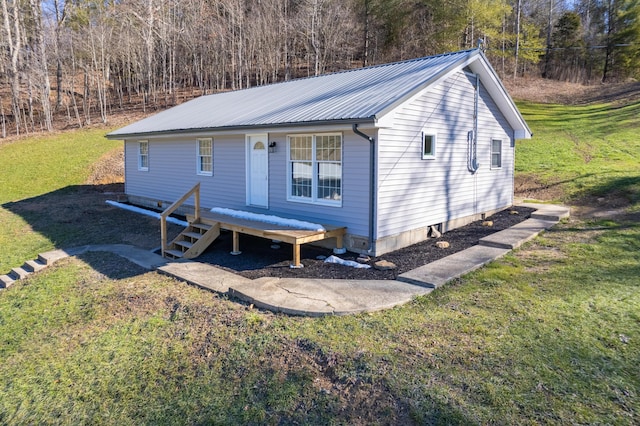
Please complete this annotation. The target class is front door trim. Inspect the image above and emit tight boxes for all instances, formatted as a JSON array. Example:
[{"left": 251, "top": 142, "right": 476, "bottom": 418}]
[{"left": 245, "top": 133, "right": 269, "bottom": 208}]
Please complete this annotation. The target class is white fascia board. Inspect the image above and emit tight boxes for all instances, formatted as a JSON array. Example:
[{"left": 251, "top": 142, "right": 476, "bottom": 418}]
[
  {"left": 467, "top": 55, "right": 533, "bottom": 139},
  {"left": 110, "top": 122, "right": 372, "bottom": 142},
  {"left": 375, "top": 51, "right": 533, "bottom": 140}
]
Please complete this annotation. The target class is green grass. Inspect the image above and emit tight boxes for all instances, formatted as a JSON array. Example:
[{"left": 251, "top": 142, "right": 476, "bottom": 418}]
[
  {"left": 1, "top": 99, "right": 640, "bottom": 424},
  {"left": 1, "top": 223, "right": 638, "bottom": 424},
  {"left": 0, "top": 129, "right": 122, "bottom": 271},
  {"left": 0, "top": 129, "right": 120, "bottom": 203},
  {"left": 516, "top": 101, "right": 640, "bottom": 208}
]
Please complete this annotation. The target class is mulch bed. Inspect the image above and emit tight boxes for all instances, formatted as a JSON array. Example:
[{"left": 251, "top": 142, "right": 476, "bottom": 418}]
[{"left": 197, "top": 206, "right": 535, "bottom": 280}]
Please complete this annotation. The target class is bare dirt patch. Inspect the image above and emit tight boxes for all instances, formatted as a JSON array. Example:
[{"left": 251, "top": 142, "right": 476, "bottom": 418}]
[
  {"left": 505, "top": 77, "right": 592, "bottom": 104},
  {"left": 85, "top": 147, "right": 125, "bottom": 185},
  {"left": 514, "top": 173, "right": 567, "bottom": 202},
  {"left": 3, "top": 183, "right": 182, "bottom": 251},
  {"left": 504, "top": 77, "right": 640, "bottom": 105},
  {"left": 518, "top": 246, "right": 567, "bottom": 274}
]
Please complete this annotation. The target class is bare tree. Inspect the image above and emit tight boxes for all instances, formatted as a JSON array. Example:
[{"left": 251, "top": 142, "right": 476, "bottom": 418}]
[
  {"left": 29, "top": 0, "right": 53, "bottom": 131},
  {"left": 1, "top": 0, "right": 23, "bottom": 135}
]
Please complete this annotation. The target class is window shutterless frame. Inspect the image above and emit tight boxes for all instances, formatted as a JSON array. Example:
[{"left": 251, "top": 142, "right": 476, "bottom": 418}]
[
  {"left": 491, "top": 139, "right": 502, "bottom": 169},
  {"left": 421, "top": 131, "right": 437, "bottom": 160},
  {"left": 287, "top": 133, "right": 342, "bottom": 207},
  {"left": 196, "top": 138, "right": 213, "bottom": 176},
  {"left": 138, "top": 140, "right": 149, "bottom": 171}
]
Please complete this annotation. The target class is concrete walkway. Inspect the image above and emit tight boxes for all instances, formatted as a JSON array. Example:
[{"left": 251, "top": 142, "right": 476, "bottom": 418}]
[{"left": 1, "top": 203, "right": 569, "bottom": 317}]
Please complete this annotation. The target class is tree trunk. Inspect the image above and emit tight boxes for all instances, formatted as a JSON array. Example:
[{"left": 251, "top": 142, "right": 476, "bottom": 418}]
[
  {"left": 29, "top": 0, "right": 53, "bottom": 131},
  {"left": 513, "top": 0, "right": 521, "bottom": 79},
  {"left": 1, "top": 0, "right": 23, "bottom": 135}
]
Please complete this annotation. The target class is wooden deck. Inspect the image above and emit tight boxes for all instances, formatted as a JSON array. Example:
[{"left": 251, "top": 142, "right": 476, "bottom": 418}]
[{"left": 187, "top": 210, "right": 347, "bottom": 268}]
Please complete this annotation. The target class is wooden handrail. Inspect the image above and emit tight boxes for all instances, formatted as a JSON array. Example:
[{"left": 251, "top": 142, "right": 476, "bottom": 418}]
[{"left": 160, "top": 183, "right": 200, "bottom": 256}]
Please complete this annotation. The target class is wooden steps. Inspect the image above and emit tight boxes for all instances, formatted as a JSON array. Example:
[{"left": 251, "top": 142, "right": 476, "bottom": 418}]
[{"left": 163, "top": 219, "right": 221, "bottom": 260}]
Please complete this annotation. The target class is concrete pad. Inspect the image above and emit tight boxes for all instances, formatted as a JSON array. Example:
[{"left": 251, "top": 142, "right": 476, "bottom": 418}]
[
  {"left": 158, "top": 261, "right": 252, "bottom": 294},
  {"left": 38, "top": 249, "right": 74, "bottom": 265},
  {"left": 79, "top": 244, "right": 168, "bottom": 270},
  {"left": 229, "top": 277, "right": 432, "bottom": 316},
  {"left": 478, "top": 218, "right": 557, "bottom": 250},
  {"left": 518, "top": 203, "right": 570, "bottom": 221},
  {"left": 38, "top": 245, "right": 167, "bottom": 270},
  {"left": 397, "top": 245, "right": 510, "bottom": 288}
]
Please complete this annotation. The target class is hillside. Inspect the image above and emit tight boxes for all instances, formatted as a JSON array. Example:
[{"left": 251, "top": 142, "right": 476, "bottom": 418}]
[{"left": 503, "top": 78, "right": 640, "bottom": 220}]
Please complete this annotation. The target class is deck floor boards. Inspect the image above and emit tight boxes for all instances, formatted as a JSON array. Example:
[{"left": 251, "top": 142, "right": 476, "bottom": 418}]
[{"left": 189, "top": 210, "right": 347, "bottom": 267}]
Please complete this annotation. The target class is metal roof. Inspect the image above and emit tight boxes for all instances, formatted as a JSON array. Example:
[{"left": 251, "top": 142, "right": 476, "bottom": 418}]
[{"left": 108, "top": 49, "right": 531, "bottom": 138}]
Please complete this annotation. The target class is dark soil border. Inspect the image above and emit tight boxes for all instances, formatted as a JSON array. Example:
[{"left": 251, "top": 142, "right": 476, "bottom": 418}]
[{"left": 196, "top": 206, "right": 535, "bottom": 280}]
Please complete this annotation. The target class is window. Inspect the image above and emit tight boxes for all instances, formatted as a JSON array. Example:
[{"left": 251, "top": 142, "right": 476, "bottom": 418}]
[
  {"left": 138, "top": 141, "right": 149, "bottom": 171},
  {"left": 197, "top": 138, "right": 213, "bottom": 175},
  {"left": 422, "top": 132, "right": 436, "bottom": 159},
  {"left": 288, "top": 134, "right": 342, "bottom": 206},
  {"left": 491, "top": 139, "right": 502, "bottom": 168}
]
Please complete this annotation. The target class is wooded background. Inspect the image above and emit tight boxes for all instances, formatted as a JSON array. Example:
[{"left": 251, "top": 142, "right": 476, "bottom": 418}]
[{"left": 1, "top": 0, "right": 639, "bottom": 136}]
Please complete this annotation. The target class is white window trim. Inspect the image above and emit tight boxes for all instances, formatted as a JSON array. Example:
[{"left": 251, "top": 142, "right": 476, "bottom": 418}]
[
  {"left": 138, "top": 140, "right": 149, "bottom": 171},
  {"left": 196, "top": 138, "right": 213, "bottom": 176},
  {"left": 421, "top": 131, "right": 437, "bottom": 160},
  {"left": 287, "top": 133, "right": 343, "bottom": 207},
  {"left": 491, "top": 138, "right": 502, "bottom": 169}
]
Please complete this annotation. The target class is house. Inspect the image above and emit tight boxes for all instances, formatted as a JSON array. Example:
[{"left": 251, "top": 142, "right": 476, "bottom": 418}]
[{"left": 106, "top": 49, "right": 532, "bottom": 258}]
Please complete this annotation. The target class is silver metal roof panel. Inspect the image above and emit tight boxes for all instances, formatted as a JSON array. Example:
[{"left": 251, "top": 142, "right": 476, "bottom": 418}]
[{"left": 108, "top": 49, "right": 480, "bottom": 138}]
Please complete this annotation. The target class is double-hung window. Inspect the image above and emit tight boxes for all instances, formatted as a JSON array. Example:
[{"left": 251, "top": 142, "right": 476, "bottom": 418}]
[
  {"left": 138, "top": 141, "right": 149, "bottom": 171},
  {"left": 197, "top": 138, "right": 213, "bottom": 175},
  {"left": 288, "top": 134, "right": 342, "bottom": 206},
  {"left": 491, "top": 139, "right": 502, "bottom": 169}
]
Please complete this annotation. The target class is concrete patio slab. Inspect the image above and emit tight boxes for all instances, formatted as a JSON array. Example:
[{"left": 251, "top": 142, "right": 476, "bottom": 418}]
[
  {"left": 229, "top": 277, "right": 433, "bottom": 316},
  {"left": 159, "top": 261, "right": 252, "bottom": 293}
]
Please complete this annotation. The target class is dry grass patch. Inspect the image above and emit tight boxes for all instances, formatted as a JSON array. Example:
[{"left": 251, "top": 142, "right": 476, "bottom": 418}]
[{"left": 85, "top": 147, "right": 125, "bottom": 185}]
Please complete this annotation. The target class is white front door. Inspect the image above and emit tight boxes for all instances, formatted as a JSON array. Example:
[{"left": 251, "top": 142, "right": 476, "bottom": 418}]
[{"left": 246, "top": 134, "right": 269, "bottom": 207}]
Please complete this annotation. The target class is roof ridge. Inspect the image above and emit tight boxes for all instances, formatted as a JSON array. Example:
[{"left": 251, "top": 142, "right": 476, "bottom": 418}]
[{"left": 203, "top": 48, "right": 479, "bottom": 97}]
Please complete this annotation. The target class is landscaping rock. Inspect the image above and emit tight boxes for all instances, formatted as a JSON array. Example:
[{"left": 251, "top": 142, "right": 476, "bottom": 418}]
[
  {"left": 435, "top": 241, "right": 450, "bottom": 249},
  {"left": 482, "top": 220, "right": 494, "bottom": 227},
  {"left": 357, "top": 255, "right": 371, "bottom": 263},
  {"left": 374, "top": 260, "right": 397, "bottom": 271},
  {"left": 510, "top": 210, "right": 520, "bottom": 215}
]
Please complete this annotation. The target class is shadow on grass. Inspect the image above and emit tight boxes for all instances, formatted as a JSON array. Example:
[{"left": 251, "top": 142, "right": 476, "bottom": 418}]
[
  {"left": 575, "top": 173, "right": 640, "bottom": 204},
  {"left": 3, "top": 183, "right": 183, "bottom": 277},
  {"left": 519, "top": 171, "right": 640, "bottom": 212},
  {"left": 75, "top": 251, "right": 150, "bottom": 280}
]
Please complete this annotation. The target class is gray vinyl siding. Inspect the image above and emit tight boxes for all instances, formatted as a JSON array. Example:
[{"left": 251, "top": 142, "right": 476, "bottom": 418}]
[
  {"left": 124, "top": 136, "right": 247, "bottom": 209},
  {"left": 124, "top": 129, "right": 371, "bottom": 237},
  {"left": 376, "top": 71, "right": 513, "bottom": 239},
  {"left": 266, "top": 131, "right": 371, "bottom": 237}
]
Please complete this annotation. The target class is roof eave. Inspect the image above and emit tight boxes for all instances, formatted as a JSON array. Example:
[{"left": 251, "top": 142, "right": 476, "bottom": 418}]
[
  {"left": 105, "top": 117, "right": 377, "bottom": 140},
  {"left": 471, "top": 50, "right": 533, "bottom": 139}
]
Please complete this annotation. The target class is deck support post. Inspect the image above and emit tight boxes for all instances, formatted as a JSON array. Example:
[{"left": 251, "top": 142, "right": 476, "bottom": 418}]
[
  {"left": 291, "top": 244, "right": 302, "bottom": 268},
  {"left": 231, "top": 231, "right": 242, "bottom": 255},
  {"left": 333, "top": 234, "right": 346, "bottom": 254}
]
